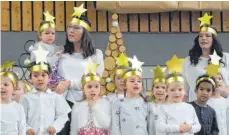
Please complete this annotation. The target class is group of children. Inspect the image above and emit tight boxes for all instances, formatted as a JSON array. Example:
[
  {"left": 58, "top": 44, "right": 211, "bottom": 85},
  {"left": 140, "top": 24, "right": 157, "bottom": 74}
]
[{"left": 1, "top": 4, "right": 229, "bottom": 135}]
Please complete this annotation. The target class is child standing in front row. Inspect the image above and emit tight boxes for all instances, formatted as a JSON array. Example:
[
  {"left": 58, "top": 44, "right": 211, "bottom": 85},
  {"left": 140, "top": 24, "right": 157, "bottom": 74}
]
[
  {"left": 111, "top": 55, "right": 156, "bottom": 135},
  {"left": 156, "top": 55, "right": 201, "bottom": 135},
  {"left": 190, "top": 74, "right": 219, "bottom": 135},
  {"left": 1, "top": 71, "right": 26, "bottom": 135},
  {"left": 20, "top": 48, "right": 71, "bottom": 135},
  {"left": 12, "top": 80, "right": 32, "bottom": 102}
]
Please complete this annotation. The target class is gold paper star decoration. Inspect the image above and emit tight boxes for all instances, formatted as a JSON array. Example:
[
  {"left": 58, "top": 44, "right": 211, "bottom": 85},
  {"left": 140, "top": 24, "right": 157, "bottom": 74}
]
[
  {"left": 85, "top": 58, "right": 99, "bottom": 75},
  {"left": 115, "top": 53, "right": 129, "bottom": 67},
  {"left": 209, "top": 50, "right": 221, "bottom": 65},
  {"left": 128, "top": 55, "right": 144, "bottom": 72},
  {"left": 1, "top": 60, "right": 15, "bottom": 71},
  {"left": 151, "top": 65, "right": 165, "bottom": 79},
  {"left": 204, "top": 63, "right": 220, "bottom": 77},
  {"left": 72, "top": 3, "right": 87, "bottom": 18},
  {"left": 198, "top": 13, "right": 213, "bottom": 26},
  {"left": 166, "top": 55, "right": 185, "bottom": 74},
  {"left": 43, "top": 11, "right": 55, "bottom": 23}
]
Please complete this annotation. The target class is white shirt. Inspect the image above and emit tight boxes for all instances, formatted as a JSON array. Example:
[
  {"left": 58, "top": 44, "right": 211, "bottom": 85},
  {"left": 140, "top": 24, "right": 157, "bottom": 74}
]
[
  {"left": 207, "top": 97, "right": 229, "bottom": 135},
  {"left": 0, "top": 101, "right": 26, "bottom": 135},
  {"left": 106, "top": 93, "right": 124, "bottom": 103},
  {"left": 57, "top": 49, "right": 104, "bottom": 103},
  {"left": 150, "top": 103, "right": 165, "bottom": 135},
  {"left": 70, "top": 98, "right": 111, "bottom": 135},
  {"left": 156, "top": 102, "right": 201, "bottom": 135},
  {"left": 19, "top": 88, "right": 71, "bottom": 135},
  {"left": 183, "top": 52, "right": 229, "bottom": 102}
]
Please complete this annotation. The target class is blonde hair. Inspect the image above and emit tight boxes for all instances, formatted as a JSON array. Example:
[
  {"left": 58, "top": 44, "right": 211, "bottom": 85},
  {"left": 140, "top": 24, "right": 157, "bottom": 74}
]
[{"left": 1, "top": 71, "right": 18, "bottom": 88}]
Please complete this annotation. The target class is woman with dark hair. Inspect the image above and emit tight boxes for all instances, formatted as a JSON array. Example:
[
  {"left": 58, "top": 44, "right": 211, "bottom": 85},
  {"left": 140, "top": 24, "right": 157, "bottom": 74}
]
[
  {"left": 183, "top": 14, "right": 229, "bottom": 102},
  {"left": 54, "top": 4, "right": 104, "bottom": 104}
]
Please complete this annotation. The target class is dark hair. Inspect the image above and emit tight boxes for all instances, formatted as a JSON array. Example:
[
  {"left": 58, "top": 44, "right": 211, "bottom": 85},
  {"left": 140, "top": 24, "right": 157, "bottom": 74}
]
[
  {"left": 195, "top": 74, "right": 216, "bottom": 92},
  {"left": 189, "top": 25, "right": 224, "bottom": 66},
  {"left": 64, "top": 15, "right": 95, "bottom": 59},
  {"left": 28, "top": 62, "right": 52, "bottom": 78}
]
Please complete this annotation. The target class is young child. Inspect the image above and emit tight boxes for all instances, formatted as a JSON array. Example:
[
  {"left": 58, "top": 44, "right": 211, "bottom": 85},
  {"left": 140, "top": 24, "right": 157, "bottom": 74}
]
[
  {"left": 107, "top": 53, "right": 129, "bottom": 102},
  {"left": 12, "top": 80, "right": 32, "bottom": 102},
  {"left": 190, "top": 74, "right": 219, "bottom": 135},
  {"left": 214, "top": 73, "right": 229, "bottom": 98},
  {"left": 156, "top": 55, "right": 201, "bottom": 135},
  {"left": 111, "top": 55, "right": 156, "bottom": 135},
  {"left": 20, "top": 47, "right": 71, "bottom": 135},
  {"left": 1, "top": 71, "right": 26, "bottom": 135},
  {"left": 70, "top": 58, "right": 111, "bottom": 135}
]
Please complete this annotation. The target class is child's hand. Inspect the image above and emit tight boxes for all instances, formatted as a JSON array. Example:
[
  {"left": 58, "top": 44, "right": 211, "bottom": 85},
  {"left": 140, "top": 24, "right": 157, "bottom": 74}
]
[
  {"left": 184, "top": 123, "right": 192, "bottom": 132},
  {"left": 88, "top": 96, "right": 96, "bottom": 108},
  {"left": 56, "top": 81, "right": 70, "bottom": 94},
  {"left": 26, "top": 129, "right": 35, "bottom": 135},
  {"left": 179, "top": 124, "right": 188, "bottom": 133},
  {"left": 47, "top": 126, "right": 56, "bottom": 135}
]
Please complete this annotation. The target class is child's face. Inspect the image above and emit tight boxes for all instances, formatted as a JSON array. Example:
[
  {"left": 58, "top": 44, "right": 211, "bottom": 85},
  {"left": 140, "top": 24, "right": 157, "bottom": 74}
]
[
  {"left": 214, "top": 74, "right": 224, "bottom": 88},
  {"left": 167, "top": 82, "right": 185, "bottom": 103},
  {"left": 114, "top": 74, "right": 124, "bottom": 92},
  {"left": 40, "top": 27, "right": 55, "bottom": 44},
  {"left": 1, "top": 76, "right": 15, "bottom": 101},
  {"left": 30, "top": 71, "right": 50, "bottom": 91},
  {"left": 196, "top": 82, "right": 213, "bottom": 102},
  {"left": 83, "top": 80, "right": 101, "bottom": 100},
  {"left": 12, "top": 81, "right": 25, "bottom": 102},
  {"left": 125, "top": 75, "right": 143, "bottom": 97},
  {"left": 152, "top": 82, "right": 167, "bottom": 101}
]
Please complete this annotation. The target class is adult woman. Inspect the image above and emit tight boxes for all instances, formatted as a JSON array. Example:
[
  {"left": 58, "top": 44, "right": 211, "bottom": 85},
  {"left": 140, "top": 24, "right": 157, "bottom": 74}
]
[
  {"left": 54, "top": 4, "right": 104, "bottom": 104},
  {"left": 183, "top": 24, "right": 229, "bottom": 102}
]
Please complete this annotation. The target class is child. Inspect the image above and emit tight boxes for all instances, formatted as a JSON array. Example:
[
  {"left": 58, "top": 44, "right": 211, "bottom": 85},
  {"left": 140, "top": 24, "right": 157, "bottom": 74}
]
[
  {"left": 214, "top": 73, "right": 229, "bottom": 98},
  {"left": 207, "top": 74, "right": 229, "bottom": 135},
  {"left": 156, "top": 55, "right": 201, "bottom": 135},
  {"left": 20, "top": 47, "right": 71, "bottom": 135},
  {"left": 107, "top": 53, "right": 129, "bottom": 102},
  {"left": 12, "top": 80, "right": 32, "bottom": 102},
  {"left": 70, "top": 58, "right": 111, "bottom": 135},
  {"left": 1, "top": 71, "right": 26, "bottom": 135},
  {"left": 111, "top": 55, "right": 156, "bottom": 135},
  {"left": 190, "top": 74, "right": 219, "bottom": 135}
]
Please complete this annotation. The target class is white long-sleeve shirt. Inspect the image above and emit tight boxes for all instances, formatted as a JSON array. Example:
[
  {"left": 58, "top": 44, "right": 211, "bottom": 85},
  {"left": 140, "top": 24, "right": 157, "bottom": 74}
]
[
  {"left": 156, "top": 102, "right": 201, "bottom": 135},
  {"left": 106, "top": 93, "right": 124, "bottom": 103},
  {"left": 150, "top": 103, "right": 165, "bottom": 135},
  {"left": 0, "top": 101, "right": 26, "bottom": 135},
  {"left": 207, "top": 97, "right": 229, "bottom": 135},
  {"left": 19, "top": 88, "right": 71, "bottom": 135},
  {"left": 57, "top": 49, "right": 104, "bottom": 103},
  {"left": 70, "top": 98, "right": 111, "bottom": 135},
  {"left": 183, "top": 52, "right": 229, "bottom": 102}
]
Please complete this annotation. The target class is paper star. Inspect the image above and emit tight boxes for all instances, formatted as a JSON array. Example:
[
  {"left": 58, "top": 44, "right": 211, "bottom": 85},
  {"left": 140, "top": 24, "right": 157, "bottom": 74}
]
[
  {"left": 151, "top": 65, "right": 165, "bottom": 79},
  {"left": 209, "top": 50, "right": 221, "bottom": 65},
  {"left": 1, "top": 60, "right": 15, "bottom": 71},
  {"left": 43, "top": 11, "right": 55, "bottom": 23},
  {"left": 32, "top": 44, "right": 49, "bottom": 64},
  {"left": 198, "top": 13, "right": 213, "bottom": 26},
  {"left": 204, "top": 63, "right": 220, "bottom": 77},
  {"left": 85, "top": 57, "right": 99, "bottom": 75},
  {"left": 128, "top": 55, "right": 144, "bottom": 72},
  {"left": 115, "top": 53, "right": 129, "bottom": 67},
  {"left": 166, "top": 55, "right": 185, "bottom": 74},
  {"left": 72, "top": 3, "right": 87, "bottom": 18}
]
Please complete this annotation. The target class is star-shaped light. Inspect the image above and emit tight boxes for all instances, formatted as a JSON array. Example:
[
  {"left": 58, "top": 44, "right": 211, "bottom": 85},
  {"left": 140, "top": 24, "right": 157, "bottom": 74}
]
[
  {"left": 43, "top": 11, "right": 55, "bottom": 23},
  {"left": 198, "top": 13, "right": 213, "bottom": 26},
  {"left": 115, "top": 53, "right": 129, "bottom": 67},
  {"left": 166, "top": 55, "right": 185, "bottom": 74},
  {"left": 151, "top": 65, "right": 165, "bottom": 79},
  {"left": 209, "top": 50, "right": 221, "bottom": 65},
  {"left": 204, "top": 63, "right": 220, "bottom": 77},
  {"left": 1, "top": 60, "right": 15, "bottom": 71},
  {"left": 32, "top": 44, "right": 49, "bottom": 64},
  {"left": 85, "top": 57, "right": 99, "bottom": 75},
  {"left": 128, "top": 55, "right": 144, "bottom": 72},
  {"left": 72, "top": 3, "right": 87, "bottom": 18}
]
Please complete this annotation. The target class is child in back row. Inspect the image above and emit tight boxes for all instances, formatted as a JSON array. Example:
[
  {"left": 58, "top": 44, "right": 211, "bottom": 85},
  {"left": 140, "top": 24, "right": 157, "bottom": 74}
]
[{"left": 12, "top": 80, "right": 32, "bottom": 102}]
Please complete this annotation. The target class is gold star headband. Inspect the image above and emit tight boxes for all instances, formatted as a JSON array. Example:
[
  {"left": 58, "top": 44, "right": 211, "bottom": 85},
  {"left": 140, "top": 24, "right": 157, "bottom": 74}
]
[
  {"left": 151, "top": 65, "right": 166, "bottom": 85},
  {"left": 81, "top": 58, "right": 100, "bottom": 86},
  {"left": 1, "top": 60, "right": 15, "bottom": 71},
  {"left": 71, "top": 4, "right": 91, "bottom": 31},
  {"left": 39, "top": 11, "right": 55, "bottom": 33},
  {"left": 114, "top": 53, "right": 129, "bottom": 75},
  {"left": 1, "top": 71, "right": 18, "bottom": 87},
  {"left": 123, "top": 55, "right": 144, "bottom": 80},
  {"left": 165, "top": 55, "right": 185, "bottom": 85},
  {"left": 198, "top": 13, "right": 217, "bottom": 36}
]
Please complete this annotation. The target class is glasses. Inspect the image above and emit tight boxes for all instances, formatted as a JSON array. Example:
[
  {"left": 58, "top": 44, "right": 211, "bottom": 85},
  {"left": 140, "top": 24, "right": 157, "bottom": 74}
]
[{"left": 67, "top": 25, "right": 82, "bottom": 30}]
